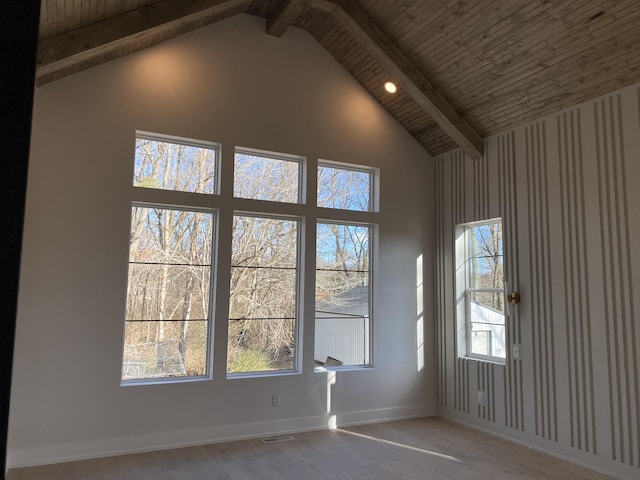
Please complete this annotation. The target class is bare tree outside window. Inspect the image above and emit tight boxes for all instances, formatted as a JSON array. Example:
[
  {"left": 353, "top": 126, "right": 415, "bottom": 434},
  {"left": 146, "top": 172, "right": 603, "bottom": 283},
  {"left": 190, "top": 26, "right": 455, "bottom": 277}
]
[
  {"left": 317, "top": 164, "right": 371, "bottom": 211},
  {"left": 228, "top": 215, "right": 298, "bottom": 373},
  {"left": 123, "top": 206, "right": 214, "bottom": 380},
  {"left": 122, "top": 138, "right": 378, "bottom": 380},
  {"left": 234, "top": 151, "right": 300, "bottom": 203},
  {"left": 315, "top": 161, "right": 375, "bottom": 367},
  {"left": 464, "top": 220, "right": 505, "bottom": 360},
  {"left": 134, "top": 134, "right": 217, "bottom": 194},
  {"left": 469, "top": 222, "right": 504, "bottom": 312},
  {"left": 122, "top": 135, "right": 218, "bottom": 382}
]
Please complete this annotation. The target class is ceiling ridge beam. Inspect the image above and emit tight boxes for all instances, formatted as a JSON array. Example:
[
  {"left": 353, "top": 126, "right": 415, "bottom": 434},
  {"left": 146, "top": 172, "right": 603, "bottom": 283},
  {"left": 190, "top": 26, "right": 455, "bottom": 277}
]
[
  {"left": 36, "top": 0, "right": 251, "bottom": 85},
  {"left": 267, "top": 0, "right": 308, "bottom": 37},
  {"left": 309, "top": 0, "right": 484, "bottom": 158}
]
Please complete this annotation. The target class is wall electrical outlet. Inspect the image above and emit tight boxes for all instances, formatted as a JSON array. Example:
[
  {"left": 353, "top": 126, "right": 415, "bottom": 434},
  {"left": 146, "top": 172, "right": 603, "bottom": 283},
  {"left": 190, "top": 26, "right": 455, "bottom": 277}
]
[
  {"left": 512, "top": 344, "right": 521, "bottom": 359},
  {"left": 272, "top": 394, "right": 280, "bottom": 407},
  {"left": 477, "top": 391, "right": 485, "bottom": 405}
]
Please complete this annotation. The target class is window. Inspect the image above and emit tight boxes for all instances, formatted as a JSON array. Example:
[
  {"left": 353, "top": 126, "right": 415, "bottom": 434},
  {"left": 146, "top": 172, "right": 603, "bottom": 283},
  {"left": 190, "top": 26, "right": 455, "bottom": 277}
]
[
  {"left": 234, "top": 149, "right": 302, "bottom": 203},
  {"left": 123, "top": 206, "right": 215, "bottom": 381},
  {"left": 226, "top": 146, "right": 304, "bottom": 376},
  {"left": 122, "top": 134, "right": 219, "bottom": 383},
  {"left": 314, "top": 161, "right": 377, "bottom": 368},
  {"left": 134, "top": 133, "right": 218, "bottom": 194},
  {"left": 317, "top": 162, "right": 374, "bottom": 211},
  {"left": 456, "top": 219, "right": 505, "bottom": 362},
  {"left": 315, "top": 222, "right": 371, "bottom": 367},
  {"left": 227, "top": 214, "right": 299, "bottom": 374},
  {"left": 123, "top": 136, "right": 378, "bottom": 381}
]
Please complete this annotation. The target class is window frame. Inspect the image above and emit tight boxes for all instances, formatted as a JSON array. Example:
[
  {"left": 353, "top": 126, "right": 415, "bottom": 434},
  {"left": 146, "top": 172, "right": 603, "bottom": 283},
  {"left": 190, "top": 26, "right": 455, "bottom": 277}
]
[
  {"left": 134, "top": 130, "right": 222, "bottom": 195},
  {"left": 314, "top": 219, "right": 374, "bottom": 370},
  {"left": 122, "top": 132, "right": 221, "bottom": 385},
  {"left": 317, "top": 159, "right": 379, "bottom": 213},
  {"left": 123, "top": 133, "right": 380, "bottom": 383},
  {"left": 313, "top": 159, "right": 378, "bottom": 372},
  {"left": 456, "top": 217, "right": 506, "bottom": 364},
  {"left": 233, "top": 146, "right": 305, "bottom": 205},
  {"left": 226, "top": 211, "right": 303, "bottom": 377},
  {"left": 122, "top": 203, "right": 217, "bottom": 384}
]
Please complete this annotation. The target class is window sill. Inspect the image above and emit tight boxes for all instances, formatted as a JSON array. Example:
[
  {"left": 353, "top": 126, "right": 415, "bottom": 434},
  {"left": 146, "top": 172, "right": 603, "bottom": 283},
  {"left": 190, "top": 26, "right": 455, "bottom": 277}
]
[
  {"left": 314, "top": 365, "right": 373, "bottom": 373},
  {"left": 463, "top": 355, "right": 506, "bottom": 366},
  {"left": 121, "top": 374, "right": 211, "bottom": 387},
  {"left": 227, "top": 369, "right": 301, "bottom": 380}
]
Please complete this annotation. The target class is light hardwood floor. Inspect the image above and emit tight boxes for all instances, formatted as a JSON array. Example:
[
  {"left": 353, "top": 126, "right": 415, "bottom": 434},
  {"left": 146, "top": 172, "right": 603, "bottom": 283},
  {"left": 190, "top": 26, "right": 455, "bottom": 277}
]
[{"left": 7, "top": 417, "right": 616, "bottom": 480}]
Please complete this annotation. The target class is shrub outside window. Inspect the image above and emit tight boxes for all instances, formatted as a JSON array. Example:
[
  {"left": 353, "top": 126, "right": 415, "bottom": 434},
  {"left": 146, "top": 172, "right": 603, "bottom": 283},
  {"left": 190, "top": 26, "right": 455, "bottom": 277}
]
[
  {"left": 123, "top": 136, "right": 378, "bottom": 382},
  {"left": 227, "top": 214, "right": 300, "bottom": 374}
]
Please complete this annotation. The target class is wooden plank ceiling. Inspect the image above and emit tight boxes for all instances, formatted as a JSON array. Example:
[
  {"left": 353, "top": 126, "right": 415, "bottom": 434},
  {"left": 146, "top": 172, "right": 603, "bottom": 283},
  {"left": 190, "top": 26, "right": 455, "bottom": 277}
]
[{"left": 37, "top": 0, "right": 640, "bottom": 156}]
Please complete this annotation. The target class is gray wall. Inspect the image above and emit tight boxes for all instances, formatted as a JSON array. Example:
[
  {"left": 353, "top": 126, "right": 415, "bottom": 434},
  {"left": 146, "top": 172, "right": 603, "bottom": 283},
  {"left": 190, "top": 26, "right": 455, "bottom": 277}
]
[
  {"left": 435, "top": 82, "right": 640, "bottom": 480},
  {"left": 8, "top": 14, "right": 435, "bottom": 468}
]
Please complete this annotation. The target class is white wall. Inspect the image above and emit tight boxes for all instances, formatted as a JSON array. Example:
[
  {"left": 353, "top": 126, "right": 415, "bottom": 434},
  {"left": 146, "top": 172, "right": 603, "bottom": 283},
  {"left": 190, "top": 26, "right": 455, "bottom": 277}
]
[
  {"left": 8, "top": 14, "right": 435, "bottom": 468},
  {"left": 435, "top": 82, "right": 640, "bottom": 480}
]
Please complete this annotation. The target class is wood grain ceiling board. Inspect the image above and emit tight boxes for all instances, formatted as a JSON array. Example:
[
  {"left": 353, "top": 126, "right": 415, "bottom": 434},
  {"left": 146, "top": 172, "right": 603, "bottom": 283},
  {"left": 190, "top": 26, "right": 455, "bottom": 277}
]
[
  {"left": 39, "top": 1, "right": 161, "bottom": 39},
  {"left": 37, "top": 5, "right": 248, "bottom": 85},
  {"left": 34, "top": 0, "right": 640, "bottom": 156},
  {"left": 246, "top": 0, "right": 283, "bottom": 17},
  {"left": 359, "top": 0, "right": 640, "bottom": 137},
  {"left": 296, "top": 7, "right": 451, "bottom": 154},
  {"left": 415, "top": 124, "right": 456, "bottom": 156}
]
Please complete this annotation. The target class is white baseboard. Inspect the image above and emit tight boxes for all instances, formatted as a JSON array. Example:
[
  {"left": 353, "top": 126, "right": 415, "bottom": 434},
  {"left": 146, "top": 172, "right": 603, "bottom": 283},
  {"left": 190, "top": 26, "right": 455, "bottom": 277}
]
[
  {"left": 7, "top": 403, "right": 435, "bottom": 469},
  {"left": 438, "top": 413, "right": 635, "bottom": 480}
]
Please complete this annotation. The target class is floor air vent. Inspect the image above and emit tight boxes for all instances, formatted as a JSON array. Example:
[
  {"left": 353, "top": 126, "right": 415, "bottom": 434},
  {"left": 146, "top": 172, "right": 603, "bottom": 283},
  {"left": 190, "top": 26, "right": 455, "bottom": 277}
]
[{"left": 262, "top": 435, "right": 295, "bottom": 444}]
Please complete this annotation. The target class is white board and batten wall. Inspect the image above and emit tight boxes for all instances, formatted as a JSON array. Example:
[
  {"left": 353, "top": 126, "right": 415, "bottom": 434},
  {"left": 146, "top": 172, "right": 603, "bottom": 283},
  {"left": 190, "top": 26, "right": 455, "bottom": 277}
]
[{"left": 435, "top": 81, "right": 640, "bottom": 480}]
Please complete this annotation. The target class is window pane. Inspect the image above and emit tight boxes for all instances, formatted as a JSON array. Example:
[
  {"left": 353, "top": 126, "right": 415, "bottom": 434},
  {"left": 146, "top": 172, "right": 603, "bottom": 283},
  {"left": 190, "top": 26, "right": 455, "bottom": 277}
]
[
  {"left": 317, "top": 164, "right": 371, "bottom": 211},
  {"left": 316, "top": 222, "right": 371, "bottom": 367},
  {"left": 232, "top": 215, "right": 298, "bottom": 267},
  {"left": 316, "top": 223, "right": 369, "bottom": 270},
  {"left": 123, "top": 206, "right": 214, "bottom": 381},
  {"left": 468, "top": 291, "right": 505, "bottom": 358},
  {"left": 465, "top": 219, "right": 505, "bottom": 360},
  {"left": 315, "top": 270, "right": 369, "bottom": 313},
  {"left": 469, "top": 330, "right": 491, "bottom": 357},
  {"left": 469, "top": 221, "right": 503, "bottom": 290},
  {"left": 228, "top": 215, "right": 299, "bottom": 374},
  {"left": 229, "top": 268, "right": 296, "bottom": 320},
  {"left": 123, "top": 320, "right": 208, "bottom": 379},
  {"left": 234, "top": 151, "right": 300, "bottom": 203},
  {"left": 469, "top": 290, "right": 505, "bottom": 315},
  {"left": 134, "top": 136, "right": 217, "bottom": 193},
  {"left": 228, "top": 319, "right": 295, "bottom": 373}
]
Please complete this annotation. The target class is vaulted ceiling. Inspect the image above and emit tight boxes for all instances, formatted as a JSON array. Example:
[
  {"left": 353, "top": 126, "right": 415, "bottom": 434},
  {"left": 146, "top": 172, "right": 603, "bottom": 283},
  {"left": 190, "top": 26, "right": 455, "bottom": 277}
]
[{"left": 37, "top": 0, "right": 640, "bottom": 156}]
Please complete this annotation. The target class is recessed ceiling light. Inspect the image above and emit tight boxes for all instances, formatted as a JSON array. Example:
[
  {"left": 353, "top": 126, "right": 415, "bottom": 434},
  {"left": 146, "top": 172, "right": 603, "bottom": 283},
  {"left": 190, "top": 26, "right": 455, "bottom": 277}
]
[{"left": 384, "top": 81, "right": 397, "bottom": 94}]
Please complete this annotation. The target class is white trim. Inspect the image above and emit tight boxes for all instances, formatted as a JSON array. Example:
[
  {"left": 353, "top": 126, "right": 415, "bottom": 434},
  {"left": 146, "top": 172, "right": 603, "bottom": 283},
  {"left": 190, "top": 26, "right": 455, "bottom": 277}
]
[
  {"left": 6, "top": 403, "right": 435, "bottom": 469},
  {"left": 456, "top": 217, "right": 506, "bottom": 362},
  {"left": 438, "top": 414, "right": 635, "bottom": 480},
  {"left": 120, "top": 205, "right": 217, "bottom": 384},
  {"left": 136, "top": 130, "right": 222, "bottom": 151}
]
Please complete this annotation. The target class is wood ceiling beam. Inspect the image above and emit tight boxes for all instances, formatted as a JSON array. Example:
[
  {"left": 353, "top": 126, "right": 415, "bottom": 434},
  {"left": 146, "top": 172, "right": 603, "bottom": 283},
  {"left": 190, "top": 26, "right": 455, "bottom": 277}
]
[
  {"left": 267, "top": 0, "right": 308, "bottom": 37},
  {"left": 36, "top": 0, "right": 484, "bottom": 156},
  {"left": 309, "top": 0, "right": 484, "bottom": 158},
  {"left": 36, "top": 0, "right": 251, "bottom": 85}
]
